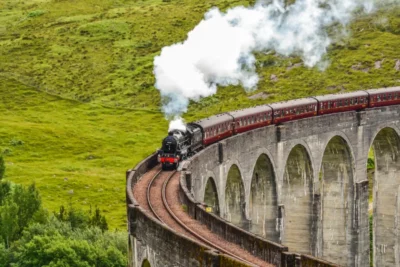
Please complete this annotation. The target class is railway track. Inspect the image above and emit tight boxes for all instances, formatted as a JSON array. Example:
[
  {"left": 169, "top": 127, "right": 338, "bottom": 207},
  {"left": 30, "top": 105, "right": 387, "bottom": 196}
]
[{"left": 142, "top": 167, "right": 269, "bottom": 267}]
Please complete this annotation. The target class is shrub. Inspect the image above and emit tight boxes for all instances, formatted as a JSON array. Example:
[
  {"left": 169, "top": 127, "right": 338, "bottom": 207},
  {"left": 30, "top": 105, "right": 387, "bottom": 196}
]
[{"left": 0, "top": 156, "right": 4, "bottom": 180}]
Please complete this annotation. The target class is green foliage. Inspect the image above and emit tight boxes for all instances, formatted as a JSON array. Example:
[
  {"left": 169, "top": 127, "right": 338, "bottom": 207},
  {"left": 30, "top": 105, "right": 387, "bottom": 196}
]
[
  {"left": 0, "top": 181, "right": 11, "bottom": 206},
  {"left": 0, "top": 183, "right": 42, "bottom": 247},
  {"left": 0, "top": 156, "right": 4, "bottom": 181},
  {"left": 89, "top": 207, "right": 109, "bottom": 232},
  {"left": 367, "top": 158, "right": 375, "bottom": 170},
  {"left": 6, "top": 218, "right": 126, "bottom": 267},
  {"left": 0, "top": 182, "right": 125, "bottom": 266},
  {"left": 27, "top": 10, "right": 46, "bottom": 18},
  {"left": 55, "top": 205, "right": 108, "bottom": 232}
]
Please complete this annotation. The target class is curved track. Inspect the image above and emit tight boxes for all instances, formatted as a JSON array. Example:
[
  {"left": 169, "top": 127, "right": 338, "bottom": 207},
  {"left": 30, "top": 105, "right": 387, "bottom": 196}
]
[
  {"left": 161, "top": 171, "right": 257, "bottom": 266},
  {"left": 134, "top": 166, "right": 272, "bottom": 267}
]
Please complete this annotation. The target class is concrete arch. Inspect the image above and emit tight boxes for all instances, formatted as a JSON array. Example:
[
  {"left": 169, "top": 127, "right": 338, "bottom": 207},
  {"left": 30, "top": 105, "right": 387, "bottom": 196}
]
[
  {"left": 249, "top": 153, "right": 278, "bottom": 241},
  {"left": 319, "top": 131, "right": 356, "bottom": 166},
  {"left": 281, "top": 144, "right": 316, "bottom": 255},
  {"left": 224, "top": 164, "right": 246, "bottom": 227},
  {"left": 141, "top": 259, "right": 151, "bottom": 267},
  {"left": 368, "top": 124, "right": 400, "bottom": 151},
  {"left": 249, "top": 148, "right": 278, "bottom": 175},
  {"left": 281, "top": 140, "right": 316, "bottom": 178},
  {"left": 368, "top": 126, "right": 400, "bottom": 267},
  {"left": 319, "top": 135, "right": 355, "bottom": 266},
  {"left": 204, "top": 177, "right": 220, "bottom": 215},
  {"left": 199, "top": 170, "right": 218, "bottom": 202}
]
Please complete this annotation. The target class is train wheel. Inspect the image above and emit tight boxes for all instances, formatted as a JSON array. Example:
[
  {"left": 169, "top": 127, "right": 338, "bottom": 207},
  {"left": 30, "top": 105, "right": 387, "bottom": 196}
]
[{"left": 162, "top": 164, "right": 166, "bottom": 171}]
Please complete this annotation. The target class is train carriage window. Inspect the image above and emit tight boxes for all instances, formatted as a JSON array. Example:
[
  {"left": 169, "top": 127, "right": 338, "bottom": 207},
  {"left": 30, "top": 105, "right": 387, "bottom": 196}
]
[
  {"left": 354, "top": 98, "right": 358, "bottom": 104},
  {"left": 377, "top": 95, "right": 381, "bottom": 102},
  {"left": 344, "top": 99, "right": 348, "bottom": 106},
  {"left": 350, "top": 98, "right": 354, "bottom": 105}
]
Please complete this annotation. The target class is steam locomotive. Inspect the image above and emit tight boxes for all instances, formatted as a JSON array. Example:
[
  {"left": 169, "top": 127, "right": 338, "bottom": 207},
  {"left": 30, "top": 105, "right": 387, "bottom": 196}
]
[{"left": 158, "top": 87, "right": 400, "bottom": 170}]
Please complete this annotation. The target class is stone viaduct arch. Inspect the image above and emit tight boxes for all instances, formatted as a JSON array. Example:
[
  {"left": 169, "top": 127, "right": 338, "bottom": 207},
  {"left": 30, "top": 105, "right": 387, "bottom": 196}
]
[
  {"left": 249, "top": 153, "right": 278, "bottom": 241},
  {"left": 224, "top": 164, "right": 245, "bottom": 226},
  {"left": 186, "top": 105, "right": 400, "bottom": 267},
  {"left": 203, "top": 176, "right": 220, "bottom": 215},
  {"left": 368, "top": 126, "right": 400, "bottom": 267},
  {"left": 281, "top": 144, "right": 315, "bottom": 256},
  {"left": 319, "top": 136, "right": 355, "bottom": 266}
]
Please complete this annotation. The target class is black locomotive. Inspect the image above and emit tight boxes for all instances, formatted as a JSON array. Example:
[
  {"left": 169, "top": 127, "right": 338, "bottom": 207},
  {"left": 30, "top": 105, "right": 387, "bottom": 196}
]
[{"left": 158, "top": 124, "right": 202, "bottom": 170}]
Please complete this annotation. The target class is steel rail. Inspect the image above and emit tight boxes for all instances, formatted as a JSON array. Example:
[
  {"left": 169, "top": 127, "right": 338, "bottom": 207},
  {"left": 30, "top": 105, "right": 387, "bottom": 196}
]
[
  {"left": 161, "top": 172, "right": 257, "bottom": 267},
  {"left": 146, "top": 168, "right": 164, "bottom": 222}
]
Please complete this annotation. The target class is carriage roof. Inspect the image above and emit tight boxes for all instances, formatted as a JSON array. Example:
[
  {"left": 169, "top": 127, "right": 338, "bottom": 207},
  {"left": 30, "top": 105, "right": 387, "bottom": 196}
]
[
  {"left": 193, "top": 113, "right": 233, "bottom": 129},
  {"left": 228, "top": 105, "right": 272, "bottom": 118},
  {"left": 268, "top": 98, "right": 317, "bottom": 110}
]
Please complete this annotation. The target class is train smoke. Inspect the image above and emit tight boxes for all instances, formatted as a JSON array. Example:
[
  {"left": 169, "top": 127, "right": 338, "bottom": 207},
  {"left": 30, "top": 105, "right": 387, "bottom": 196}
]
[
  {"left": 153, "top": 0, "right": 389, "bottom": 130},
  {"left": 168, "top": 117, "right": 187, "bottom": 133}
]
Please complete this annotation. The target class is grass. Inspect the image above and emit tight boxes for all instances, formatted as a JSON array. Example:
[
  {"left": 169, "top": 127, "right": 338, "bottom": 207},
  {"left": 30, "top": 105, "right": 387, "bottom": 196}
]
[
  {"left": 0, "top": 76, "right": 167, "bottom": 229},
  {"left": 0, "top": 0, "right": 399, "bottom": 228}
]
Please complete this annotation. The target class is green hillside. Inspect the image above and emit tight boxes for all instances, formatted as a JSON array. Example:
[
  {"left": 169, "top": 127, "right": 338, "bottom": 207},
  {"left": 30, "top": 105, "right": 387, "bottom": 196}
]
[{"left": 0, "top": 0, "right": 399, "bottom": 228}]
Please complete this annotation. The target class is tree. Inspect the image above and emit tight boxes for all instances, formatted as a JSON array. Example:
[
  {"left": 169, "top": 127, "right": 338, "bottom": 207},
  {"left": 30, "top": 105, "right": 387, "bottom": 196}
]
[
  {"left": 0, "top": 181, "right": 11, "bottom": 206},
  {"left": 0, "top": 200, "right": 19, "bottom": 248},
  {"left": 11, "top": 183, "right": 41, "bottom": 234},
  {"left": 0, "top": 183, "right": 42, "bottom": 247},
  {"left": 0, "top": 155, "right": 10, "bottom": 206},
  {"left": 0, "top": 156, "right": 4, "bottom": 181},
  {"left": 90, "top": 207, "right": 108, "bottom": 232}
]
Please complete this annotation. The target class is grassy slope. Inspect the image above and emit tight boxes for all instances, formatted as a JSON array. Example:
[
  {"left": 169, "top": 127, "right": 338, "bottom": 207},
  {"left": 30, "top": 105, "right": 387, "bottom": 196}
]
[{"left": 0, "top": 0, "right": 399, "bottom": 228}]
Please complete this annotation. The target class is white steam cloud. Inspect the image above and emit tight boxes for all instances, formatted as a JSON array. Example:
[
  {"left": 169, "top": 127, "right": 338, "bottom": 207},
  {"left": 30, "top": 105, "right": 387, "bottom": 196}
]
[
  {"left": 154, "top": 0, "right": 393, "bottom": 130},
  {"left": 168, "top": 117, "right": 187, "bottom": 133}
]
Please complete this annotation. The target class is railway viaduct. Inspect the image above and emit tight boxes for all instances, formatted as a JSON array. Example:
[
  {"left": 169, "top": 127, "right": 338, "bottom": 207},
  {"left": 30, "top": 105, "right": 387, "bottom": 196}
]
[{"left": 127, "top": 104, "right": 400, "bottom": 267}]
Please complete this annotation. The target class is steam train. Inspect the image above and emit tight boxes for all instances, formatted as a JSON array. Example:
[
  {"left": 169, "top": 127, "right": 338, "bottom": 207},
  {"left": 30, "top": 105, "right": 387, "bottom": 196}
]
[{"left": 158, "top": 87, "right": 400, "bottom": 170}]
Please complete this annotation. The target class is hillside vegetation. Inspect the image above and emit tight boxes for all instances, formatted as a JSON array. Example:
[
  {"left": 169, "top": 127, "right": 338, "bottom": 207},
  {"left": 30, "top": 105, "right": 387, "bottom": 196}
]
[{"left": 0, "top": 0, "right": 399, "bottom": 228}]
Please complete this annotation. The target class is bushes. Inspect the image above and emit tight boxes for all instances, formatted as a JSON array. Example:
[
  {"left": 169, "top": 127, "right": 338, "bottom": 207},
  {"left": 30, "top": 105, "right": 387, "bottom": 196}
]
[
  {"left": 0, "top": 162, "right": 125, "bottom": 266},
  {"left": 0, "top": 193, "right": 126, "bottom": 266},
  {"left": 0, "top": 156, "right": 4, "bottom": 181},
  {"left": 9, "top": 219, "right": 126, "bottom": 267}
]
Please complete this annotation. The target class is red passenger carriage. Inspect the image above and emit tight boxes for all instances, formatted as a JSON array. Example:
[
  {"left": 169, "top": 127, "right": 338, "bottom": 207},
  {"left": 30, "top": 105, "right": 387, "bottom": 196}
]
[
  {"left": 229, "top": 105, "right": 273, "bottom": 134},
  {"left": 193, "top": 114, "right": 234, "bottom": 146},
  {"left": 313, "top": 91, "right": 369, "bottom": 115},
  {"left": 367, "top": 87, "right": 400, "bottom": 108},
  {"left": 269, "top": 98, "right": 318, "bottom": 124}
]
